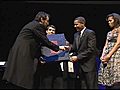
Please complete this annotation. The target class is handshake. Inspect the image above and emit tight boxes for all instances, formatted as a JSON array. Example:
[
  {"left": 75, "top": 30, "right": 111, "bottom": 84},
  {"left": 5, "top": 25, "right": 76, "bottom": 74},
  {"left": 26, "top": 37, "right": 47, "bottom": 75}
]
[{"left": 59, "top": 46, "right": 70, "bottom": 51}]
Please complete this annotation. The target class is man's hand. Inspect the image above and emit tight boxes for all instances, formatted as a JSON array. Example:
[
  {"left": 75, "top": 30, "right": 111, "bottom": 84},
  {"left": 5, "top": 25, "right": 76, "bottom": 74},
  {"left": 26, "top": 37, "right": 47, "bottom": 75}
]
[
  {"left": 70, "top": 56, "right": 78, "bottom": 62},
  {"left": 59, "top": 46, "right": 70, "bottom": 51},
  {"left": 59, "top": 46, "right": 65, "bottom": 50},
  {"left": 40, "top": 61, "right": 46, "bottom": 64},
  {"left": 64, "top": 46, "right": 70, "bottom": 51}
]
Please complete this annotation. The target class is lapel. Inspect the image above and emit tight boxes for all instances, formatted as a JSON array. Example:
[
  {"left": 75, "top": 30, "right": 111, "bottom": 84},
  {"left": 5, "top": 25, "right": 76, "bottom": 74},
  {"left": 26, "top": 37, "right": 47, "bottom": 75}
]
[
  {"left": 75, "top": 32, "right": 80, "bottom": 49},
  {"left": 77, "top": 29, "right": 87, "bottom": 50}
]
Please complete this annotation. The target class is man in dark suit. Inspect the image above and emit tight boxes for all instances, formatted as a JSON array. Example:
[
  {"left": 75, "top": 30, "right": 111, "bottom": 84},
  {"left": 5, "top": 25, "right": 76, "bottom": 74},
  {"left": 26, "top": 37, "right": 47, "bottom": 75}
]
[
  {"left": 70, "top": 16, "right": 98, "bottom": 89},
  {"left": 2, "top": 11, "right": 66, "bottom": 89}
]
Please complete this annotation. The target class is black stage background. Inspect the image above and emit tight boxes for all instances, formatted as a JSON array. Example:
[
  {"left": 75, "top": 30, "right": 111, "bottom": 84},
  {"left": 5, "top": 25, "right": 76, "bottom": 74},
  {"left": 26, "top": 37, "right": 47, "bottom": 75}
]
[
  {"left": 0, "top": 1, "right": 120, "bottom": 60},
  {"left": 0, "top": 1, "right": 120, "bottom": 89}
]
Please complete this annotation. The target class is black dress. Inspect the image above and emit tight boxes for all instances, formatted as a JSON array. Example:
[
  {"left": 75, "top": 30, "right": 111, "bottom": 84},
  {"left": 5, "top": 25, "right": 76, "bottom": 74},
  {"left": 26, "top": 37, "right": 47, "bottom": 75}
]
[{"left": 2, "top": 20, "right": 59, "bottom": 89}]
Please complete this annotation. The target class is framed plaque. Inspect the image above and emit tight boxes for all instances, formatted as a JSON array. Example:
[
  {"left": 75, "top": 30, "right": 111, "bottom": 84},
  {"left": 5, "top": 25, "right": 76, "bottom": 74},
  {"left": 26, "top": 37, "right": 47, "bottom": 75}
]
[{"left": 41, "top": 33, "right": 70, "bottom": 62}]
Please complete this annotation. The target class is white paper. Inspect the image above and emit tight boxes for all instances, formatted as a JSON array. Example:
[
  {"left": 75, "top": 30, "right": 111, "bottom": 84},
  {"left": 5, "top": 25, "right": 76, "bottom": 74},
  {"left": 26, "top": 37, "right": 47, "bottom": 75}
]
[
  {"left": 60, "top": 62, "right": 64, "bottom": 71},
  {"left": 68, "top": 61, "right": 74, "bottom": 72},
  {"left": 0, "top": 61, "right": 6, "bottom": 65}
]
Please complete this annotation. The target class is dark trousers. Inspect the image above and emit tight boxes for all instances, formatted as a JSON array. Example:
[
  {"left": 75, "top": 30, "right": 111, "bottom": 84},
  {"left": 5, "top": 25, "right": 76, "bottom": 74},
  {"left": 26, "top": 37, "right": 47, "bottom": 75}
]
[
  {"left": 33, "top": 62, "right": 64, "bottom": 89},
  {"left": 79, "top": 69, "right": 98, "bottom": 89},
  {"left": 62, "top": 61, "right": 78, "bottom": 89}
]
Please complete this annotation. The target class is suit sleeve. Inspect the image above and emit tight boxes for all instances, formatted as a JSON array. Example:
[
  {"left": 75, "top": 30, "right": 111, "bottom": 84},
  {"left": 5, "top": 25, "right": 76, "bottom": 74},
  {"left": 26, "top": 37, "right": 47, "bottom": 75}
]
[
  {"left": 31, "top": 26, "right": 59, "bottom": 52},
  {"left": 77, "top": 31, "right": 97, "bottom": 60},
  {"left": 69, "top": 34, "right": 78, "bottom": 55}
]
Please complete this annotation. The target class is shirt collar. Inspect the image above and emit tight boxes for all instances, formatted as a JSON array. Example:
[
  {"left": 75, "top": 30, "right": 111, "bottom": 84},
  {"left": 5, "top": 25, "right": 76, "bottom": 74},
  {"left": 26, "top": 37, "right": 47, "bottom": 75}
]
[{"left": 81, "top": 27, "right": 86, "bottom": 36}]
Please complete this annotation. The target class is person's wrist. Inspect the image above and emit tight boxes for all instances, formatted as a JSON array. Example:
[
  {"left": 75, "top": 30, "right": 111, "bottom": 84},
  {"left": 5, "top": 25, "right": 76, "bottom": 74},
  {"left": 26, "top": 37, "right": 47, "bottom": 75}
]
[
  {"left": 59, "top": 46, "right": 65, "bottom": 50},
  {"left": 107, "top": 54, "right": 111, "bottom": 58}
]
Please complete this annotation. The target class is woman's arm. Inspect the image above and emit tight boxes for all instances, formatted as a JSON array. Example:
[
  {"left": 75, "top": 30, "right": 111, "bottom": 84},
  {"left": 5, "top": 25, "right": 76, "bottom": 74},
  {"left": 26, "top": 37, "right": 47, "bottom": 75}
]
[
  {"left": 103, "top": 28, "right": 120, "bottom": 62},
  {"left": 100, "top": 39, "right": 108, "bottom": 60}
]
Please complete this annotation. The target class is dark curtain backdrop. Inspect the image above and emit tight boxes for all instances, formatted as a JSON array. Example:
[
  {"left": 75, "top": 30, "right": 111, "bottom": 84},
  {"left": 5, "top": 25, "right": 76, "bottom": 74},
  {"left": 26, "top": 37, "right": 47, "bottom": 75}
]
[{"left": 0, "top": 1, "right": 120, "bottom": 61}]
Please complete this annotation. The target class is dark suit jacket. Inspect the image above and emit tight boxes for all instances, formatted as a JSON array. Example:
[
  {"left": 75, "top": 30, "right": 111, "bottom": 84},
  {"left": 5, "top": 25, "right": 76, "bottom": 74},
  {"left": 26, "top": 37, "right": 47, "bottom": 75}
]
[
  {"left": 2, "top": 20, "right": 59, "bottom": 89},
  {"left": 71, "top": 28, "right": 98, "bottom": 72}
]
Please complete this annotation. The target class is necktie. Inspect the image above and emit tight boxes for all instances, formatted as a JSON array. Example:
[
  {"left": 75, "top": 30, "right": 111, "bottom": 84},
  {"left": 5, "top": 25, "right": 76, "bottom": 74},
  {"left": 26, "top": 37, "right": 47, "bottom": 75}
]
[
  {"left": 79, "top": 31, "right": 81, "bottom": 37},
  {"left": 78, "top": 31, "right": 81, "bottom": 44}
]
